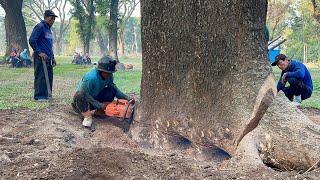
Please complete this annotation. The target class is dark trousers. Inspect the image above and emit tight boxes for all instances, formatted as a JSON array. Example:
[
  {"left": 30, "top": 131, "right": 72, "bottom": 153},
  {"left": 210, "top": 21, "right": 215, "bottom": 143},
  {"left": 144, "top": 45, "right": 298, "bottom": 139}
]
[
  {"left": 21, "top": 58, "right": 32, "bottom": 67},
  {"left": 282, "top": 78, "right": 312, "bottom": 101},
  {"left": 10, "top": 57, "right": 23, "bottom": 68},
  {"left": 72, "top": 86, "right": 117, "bottom": 114},
  {"left": 33, "top": 55, "right": 53, "bottom": 100}
]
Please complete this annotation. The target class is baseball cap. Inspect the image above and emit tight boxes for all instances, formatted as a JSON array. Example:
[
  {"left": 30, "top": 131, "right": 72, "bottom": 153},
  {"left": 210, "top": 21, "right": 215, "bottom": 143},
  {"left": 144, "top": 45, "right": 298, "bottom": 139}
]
[
  {"left": 44, "top": 10, "right": 58, "bottom": 17},
  {"left": 271, "top": 54, "right": 287, "bottom": 66}
]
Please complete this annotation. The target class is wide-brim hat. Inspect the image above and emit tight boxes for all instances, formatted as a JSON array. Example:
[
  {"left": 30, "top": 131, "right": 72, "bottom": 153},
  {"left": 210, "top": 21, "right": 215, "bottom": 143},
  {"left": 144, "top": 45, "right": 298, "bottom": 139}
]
[{"left": 97, "top": 56, "right": 117, "bottom": 73}]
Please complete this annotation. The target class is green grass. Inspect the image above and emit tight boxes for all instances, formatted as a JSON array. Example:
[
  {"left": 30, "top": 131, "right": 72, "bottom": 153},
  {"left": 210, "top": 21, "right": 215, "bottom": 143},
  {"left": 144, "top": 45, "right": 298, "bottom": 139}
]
[
  {"left": 0, "top": 56, "right": 142, "bottom": 110},
  {"left": 0, "top": 56, "right": 319, "bottom": 110}
]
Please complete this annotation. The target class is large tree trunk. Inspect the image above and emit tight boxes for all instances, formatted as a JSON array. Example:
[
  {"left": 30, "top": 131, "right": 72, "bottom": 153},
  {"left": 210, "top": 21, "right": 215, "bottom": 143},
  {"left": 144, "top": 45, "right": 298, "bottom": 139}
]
[
  {"left": 132, "top": 0, "right": 320, "bottom": 172},
  {"left": 118, "top": 30, "right": 125, "bottom": 56},
  {"left": 83, "top": 43, "right": 90, "bottom": 55},
  {"left": 97, "top": 28, "right": 107, "bottom": 56},
  {"left": 55, "top": 36, "right": 62, "bottom": 55},
  {"left": 0, "top": 0, "right": 28, "bottom": 57},
  {"left": 137, "top": 0, "right": 272, "bottom": 154},
  {"left": 109, "top": 0, "right": 119, "bottom": 61},
  {"left": 133, "top": 26, "right": 139, "bottom": 54}
]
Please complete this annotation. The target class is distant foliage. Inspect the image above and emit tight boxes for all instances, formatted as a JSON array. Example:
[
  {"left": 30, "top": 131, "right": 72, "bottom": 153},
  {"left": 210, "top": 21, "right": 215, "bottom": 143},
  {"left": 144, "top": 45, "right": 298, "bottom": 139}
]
[
  {"left": 0, "top": 15, "right": 5, "bottom": 55},
  {"left": 267, "top": 0, "right": 320, "bottom": 62},
  {"left": 69, "top": 0, "right": 96, "bottom": 53}
]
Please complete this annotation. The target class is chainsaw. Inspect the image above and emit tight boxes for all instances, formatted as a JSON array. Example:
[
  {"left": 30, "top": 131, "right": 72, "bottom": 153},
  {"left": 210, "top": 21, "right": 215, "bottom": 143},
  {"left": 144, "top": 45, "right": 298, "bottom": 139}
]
[{"left": 104, "top": 99, "right": 135, "bottom": 124}]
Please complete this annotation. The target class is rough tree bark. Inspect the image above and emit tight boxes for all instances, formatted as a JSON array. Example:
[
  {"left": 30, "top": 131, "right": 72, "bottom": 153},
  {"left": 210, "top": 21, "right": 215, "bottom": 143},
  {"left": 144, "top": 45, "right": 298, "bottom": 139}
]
[
  {"left": 109, "top": 0, "right": 119, "bottom": 61},
  {"left": 0, "top": 0, "right": 28, "bottom": 57},
  {"left": 132, "top": 0, "right": 320, "bottom": 172}
]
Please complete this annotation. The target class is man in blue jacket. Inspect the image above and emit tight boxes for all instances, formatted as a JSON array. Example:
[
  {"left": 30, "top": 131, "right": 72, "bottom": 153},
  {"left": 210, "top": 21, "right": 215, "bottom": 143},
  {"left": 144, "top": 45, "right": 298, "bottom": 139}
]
[
  {"left": 72, "top": 56, "right": 133, "bottom": 128},
  {"left": 29, "top": 10, "right": 57, "bottom": 101},
  {"left": 272, "top": 54, "right": 313, "bottom": 106}
]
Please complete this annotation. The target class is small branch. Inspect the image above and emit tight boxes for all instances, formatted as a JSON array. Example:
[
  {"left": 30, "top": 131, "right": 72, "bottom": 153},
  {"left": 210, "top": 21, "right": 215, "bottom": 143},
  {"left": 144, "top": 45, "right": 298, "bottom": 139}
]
[{"left": 304, "top": 158, "right": 320, "bottom": 173}]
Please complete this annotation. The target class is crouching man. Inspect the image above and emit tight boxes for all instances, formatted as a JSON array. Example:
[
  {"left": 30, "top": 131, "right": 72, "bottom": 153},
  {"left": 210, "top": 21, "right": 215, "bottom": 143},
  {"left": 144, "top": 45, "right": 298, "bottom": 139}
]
[
  {"left": 272, "top": 54, "right": 313, "bottom": 106},
  {"left": 72, "top": 56, "right": 132, "bottom": 128}
]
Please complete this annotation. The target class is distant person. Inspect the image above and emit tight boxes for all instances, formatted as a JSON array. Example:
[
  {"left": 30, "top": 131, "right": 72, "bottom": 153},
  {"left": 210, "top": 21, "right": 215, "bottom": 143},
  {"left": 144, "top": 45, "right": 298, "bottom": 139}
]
[
  {"left": 82, "top": 53, "right": 91, "bottom": 64},
  {"left": 76, "top": 53, "right": 83, "bottom": 64},
  {"left": 29, "top": 10, "right": 57, "bottom": 101},
  {"left": 272, "top": 54, "right": 313, "bottom": 106},
  {"left": 20, "top": 49, "right": 32, "bottom": 67},
  {"left": 9, "top": 48, "right": 22, "bottom": 68},
  {"left": 72, "top": 56, "right": 134, "bottom": 128},
  {"left": 72, "top": 52, "right": 83, "bottom": 64},
  {"left": 72, "top": 51, "right": 78, "bottom": 64}
]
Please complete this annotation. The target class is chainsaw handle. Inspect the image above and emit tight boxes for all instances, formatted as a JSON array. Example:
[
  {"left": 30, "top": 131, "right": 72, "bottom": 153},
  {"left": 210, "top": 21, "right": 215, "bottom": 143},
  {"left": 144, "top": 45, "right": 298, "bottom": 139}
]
[{"left": 122, "top": 99, "right": 135, "bottom": 120}]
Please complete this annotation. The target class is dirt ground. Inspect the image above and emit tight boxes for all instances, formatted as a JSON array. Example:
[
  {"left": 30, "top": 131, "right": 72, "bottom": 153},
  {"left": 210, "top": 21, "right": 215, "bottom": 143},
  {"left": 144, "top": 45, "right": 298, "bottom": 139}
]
[{"left": 0, "top": 103, "right": 319, "bottom": 179}]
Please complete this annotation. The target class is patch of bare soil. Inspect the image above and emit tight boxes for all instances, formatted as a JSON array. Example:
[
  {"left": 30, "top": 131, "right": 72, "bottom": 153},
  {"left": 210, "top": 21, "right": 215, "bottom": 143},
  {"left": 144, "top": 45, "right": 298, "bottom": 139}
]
[
  {"left": 301, "top": 107, "right": 320, "bottom": 125},
  {"left": 0, "top": 105, "right": 319, "bottom": 179}
]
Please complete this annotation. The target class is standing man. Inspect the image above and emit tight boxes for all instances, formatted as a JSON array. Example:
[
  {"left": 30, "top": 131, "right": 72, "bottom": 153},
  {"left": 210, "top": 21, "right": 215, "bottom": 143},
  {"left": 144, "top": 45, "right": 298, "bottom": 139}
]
[
  {"left": 272, "top": 54, "right": 313, "bottom": 106},
  {"left": 29, "top": 10, "right": 57, "bottom": 101}
]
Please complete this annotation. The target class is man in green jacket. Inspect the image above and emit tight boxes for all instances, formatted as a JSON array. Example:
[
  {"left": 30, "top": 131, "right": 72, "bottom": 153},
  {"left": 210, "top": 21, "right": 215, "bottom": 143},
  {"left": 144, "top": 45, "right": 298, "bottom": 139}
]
[{"left": 72, "top": 56, "right": 132, "bottom": 128}]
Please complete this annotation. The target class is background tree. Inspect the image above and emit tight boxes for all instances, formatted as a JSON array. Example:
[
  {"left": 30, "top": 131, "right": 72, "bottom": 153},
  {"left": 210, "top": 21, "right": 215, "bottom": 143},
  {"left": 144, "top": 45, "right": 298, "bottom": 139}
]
[
  {"left": 124, "top": 17, "right": 141, "bottom": 54},
  {"left": 267, "top": 0, "right": 292, "bottom": 40},
  {"left": 132, "top": 0, "right": 320, "bottom": 171},
  {"left": 267, "top": 0, "right": 320, "bottom": 63},
  {"left": 96, "top": 16, "right": 109, "bottom": 56},
  {"left": 109, "top": 0, "right": 119, "bottom": 61},
  {"left": 118, "top": 0, "right": 139, "bottom": 55},
  {"left": 24, "top": 0, "right": 71, "bottom": 55},
  {"left": 0, "top": 13, "right": 5, "bottom": 55},
  {"left": 96, "top": 0, "right": 110, "bottom": 56},
  {"left": 282, "top": 0, "right": 320, "bottom": 62},
  {"left": 0, "top": 0, "right": 28, "bottom": 57},
  {"left": 65, "top": 19, "right": 82, "bottom": 55},
  {"left": 311, "top": 0, "right": 320, "bottom": 24},
  {"left": 69, "top": 0, "right": 96, "bottom": 54}
]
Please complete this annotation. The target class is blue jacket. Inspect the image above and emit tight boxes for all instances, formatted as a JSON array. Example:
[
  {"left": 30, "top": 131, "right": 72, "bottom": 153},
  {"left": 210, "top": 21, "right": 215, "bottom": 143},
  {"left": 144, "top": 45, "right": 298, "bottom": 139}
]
[
  {"left": 29, "top": 20, "right": 54, "bottom": 59},
  {"left": 77, "top": 68, "right": 128, "bottom": 109},
  {"left": 277, "top": 60, "right": 313, "bottom": 91}
]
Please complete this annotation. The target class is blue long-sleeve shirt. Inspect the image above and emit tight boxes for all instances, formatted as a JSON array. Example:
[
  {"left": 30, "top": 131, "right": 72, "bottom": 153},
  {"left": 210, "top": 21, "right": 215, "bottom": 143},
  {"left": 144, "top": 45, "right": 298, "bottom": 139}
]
[
  {"left": 29, "top": 20, "right": 54, "bottom": 59},
  {"left": 277, "top": 60, "right": 313, "bottom": 92},
  {"left": 77, "top": 68, "right": 128, "bottom": 109}
]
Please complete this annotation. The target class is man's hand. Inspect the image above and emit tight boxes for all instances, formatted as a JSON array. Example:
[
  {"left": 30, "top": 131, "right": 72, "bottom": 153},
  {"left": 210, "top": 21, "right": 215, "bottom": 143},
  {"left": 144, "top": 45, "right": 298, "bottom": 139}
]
[
  {"left": 128, "top": 96, "right": 135, "bottom": 104},
  {"left": 39, "top": 53, "right": 48, "bottom": 60},
  {"left": 281, "top": 72, "right": 288, "bottom": 84},
  {"left": 103, "top": 103, "right": 108, "bottom": 109},
  {"left": 52, "top": 58, "right": 57, "bottom": 67}
]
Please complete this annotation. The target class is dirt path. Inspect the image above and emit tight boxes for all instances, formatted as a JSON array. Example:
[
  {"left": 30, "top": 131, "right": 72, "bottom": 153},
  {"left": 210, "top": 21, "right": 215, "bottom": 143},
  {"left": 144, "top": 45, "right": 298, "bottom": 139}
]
[{"left": 0, "top": 105, "right": 319, "bottom": 179}]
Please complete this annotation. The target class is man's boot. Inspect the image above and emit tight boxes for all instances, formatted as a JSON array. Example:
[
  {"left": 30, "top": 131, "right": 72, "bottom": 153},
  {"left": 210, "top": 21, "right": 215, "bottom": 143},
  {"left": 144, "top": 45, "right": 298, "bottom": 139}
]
[
  {"left": 292, "top": 95, "right": 302, "bottom": 106},
  {"left": 82, "top": 116, "right": 93, "bottom": 128}
]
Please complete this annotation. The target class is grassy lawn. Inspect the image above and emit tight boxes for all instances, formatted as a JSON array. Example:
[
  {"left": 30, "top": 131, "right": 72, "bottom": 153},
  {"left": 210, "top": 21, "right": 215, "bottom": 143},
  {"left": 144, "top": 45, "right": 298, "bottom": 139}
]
[
  {"left": 0, "top": 56, "right": 319, "bottom": 110},
  {"left": 0, "top": 56, "right": 142, "bottom": 109}
]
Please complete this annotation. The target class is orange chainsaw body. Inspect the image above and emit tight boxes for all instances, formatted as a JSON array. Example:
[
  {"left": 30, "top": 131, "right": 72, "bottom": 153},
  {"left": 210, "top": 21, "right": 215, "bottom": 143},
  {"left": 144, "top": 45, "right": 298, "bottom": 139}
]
[{"left": 104, "top": 99, "right": 134, "bottom": 119}]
